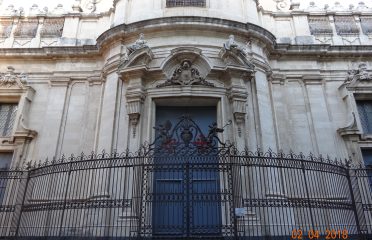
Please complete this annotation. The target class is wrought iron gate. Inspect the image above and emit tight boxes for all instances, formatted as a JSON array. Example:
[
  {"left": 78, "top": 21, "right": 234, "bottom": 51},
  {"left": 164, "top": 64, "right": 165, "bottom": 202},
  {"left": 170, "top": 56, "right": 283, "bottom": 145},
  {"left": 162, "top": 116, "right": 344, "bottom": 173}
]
[
  {"left": 139, "top": 115, "right": 235, "bottom": 237},
  {"left": 0, "top": 116, "right": 371, "bottom": 239}
]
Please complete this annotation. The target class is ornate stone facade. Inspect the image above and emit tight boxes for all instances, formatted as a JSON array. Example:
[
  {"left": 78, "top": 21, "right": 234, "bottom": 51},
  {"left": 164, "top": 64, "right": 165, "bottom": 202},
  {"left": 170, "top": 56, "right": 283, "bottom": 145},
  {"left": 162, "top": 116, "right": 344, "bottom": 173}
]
[{"left": 0, "top": 0, "right": 371, "bottom": 239}]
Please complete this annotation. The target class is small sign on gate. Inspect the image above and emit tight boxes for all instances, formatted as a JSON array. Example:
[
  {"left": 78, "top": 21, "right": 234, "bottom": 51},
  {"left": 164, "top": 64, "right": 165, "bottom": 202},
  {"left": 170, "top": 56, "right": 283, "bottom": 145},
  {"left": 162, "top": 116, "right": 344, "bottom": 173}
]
[{"left": 235, "top": 207, "right": 247, "bottom": 217}]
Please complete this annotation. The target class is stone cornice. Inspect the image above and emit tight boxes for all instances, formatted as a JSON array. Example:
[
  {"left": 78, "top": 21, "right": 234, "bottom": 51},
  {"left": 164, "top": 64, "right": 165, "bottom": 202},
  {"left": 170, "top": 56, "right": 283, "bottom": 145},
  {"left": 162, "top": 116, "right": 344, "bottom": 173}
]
[
  {"left": 96, "top": 16, "right": 277, "bottom": 50},
  {"left": 1, "top": 43, "right": 372, "bottom": 60},
  {"left": 272, "top": 44, "right": 372, "bottom": 59}
]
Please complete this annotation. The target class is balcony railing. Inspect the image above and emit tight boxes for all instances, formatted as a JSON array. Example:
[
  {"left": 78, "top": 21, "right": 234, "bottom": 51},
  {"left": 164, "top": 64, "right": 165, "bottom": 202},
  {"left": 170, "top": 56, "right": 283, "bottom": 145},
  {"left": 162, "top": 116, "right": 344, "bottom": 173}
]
[
  {"left": 0, "top": 149, "right": 371, "bottom": 239},
  {"left": 166, "top": 0, "right": 206, "bottom": 8}
]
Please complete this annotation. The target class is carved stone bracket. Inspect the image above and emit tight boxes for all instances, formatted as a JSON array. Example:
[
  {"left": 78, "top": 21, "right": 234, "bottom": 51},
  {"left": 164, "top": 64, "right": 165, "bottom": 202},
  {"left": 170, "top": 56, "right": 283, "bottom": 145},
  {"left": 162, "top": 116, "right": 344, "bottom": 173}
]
[
  {"left": 126, "top": 90, "right": 145, "bottom": 138},
  {"left": 118, "top": 47, "right": 154, "bottom": 74},
  {"left": 157, "top": 60, "right": 214, "bottom": 87},
  {"left": 229, "top": 88, "right": 248, "bottom": 137}
]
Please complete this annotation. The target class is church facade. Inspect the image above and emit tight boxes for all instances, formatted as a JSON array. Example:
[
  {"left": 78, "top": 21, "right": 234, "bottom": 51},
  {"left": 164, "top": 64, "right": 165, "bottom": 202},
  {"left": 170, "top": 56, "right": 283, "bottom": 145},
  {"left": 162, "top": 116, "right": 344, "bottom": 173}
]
[{"left": 0, "top": 0, "right": 371, "bottom": 239}]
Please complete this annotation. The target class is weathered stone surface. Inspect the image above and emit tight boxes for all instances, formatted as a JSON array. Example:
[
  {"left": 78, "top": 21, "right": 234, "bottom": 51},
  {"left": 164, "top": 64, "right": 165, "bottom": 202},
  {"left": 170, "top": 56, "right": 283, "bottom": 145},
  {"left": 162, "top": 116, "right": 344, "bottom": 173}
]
[
  {"left": 40, "top": 18, "right": 64, "bottom": 37},
  {"left": 334, "top": 16, "right": 359, "bottom": 35},
  {"left": 308, "top": 16, "right": 333, "bottom": 35},
  {"left": 0, "top": 20, "right": 13, "bottom": 38},
  {"left": 13, "top": 19, "right": 38, "bottom": 38},
  {"left": 361, "top": 17, "right": 372, "bottom": 35}
]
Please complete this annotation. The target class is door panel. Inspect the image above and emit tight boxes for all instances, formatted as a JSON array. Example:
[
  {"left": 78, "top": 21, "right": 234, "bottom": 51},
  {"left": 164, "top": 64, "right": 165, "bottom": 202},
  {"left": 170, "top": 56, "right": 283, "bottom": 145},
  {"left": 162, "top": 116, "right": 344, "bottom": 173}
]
[
  {"left": 153, "top": 178, "right": 184, "bottom": 235},
  {"left": 153, "top": 106, "right": 221, "bottom": 236}
]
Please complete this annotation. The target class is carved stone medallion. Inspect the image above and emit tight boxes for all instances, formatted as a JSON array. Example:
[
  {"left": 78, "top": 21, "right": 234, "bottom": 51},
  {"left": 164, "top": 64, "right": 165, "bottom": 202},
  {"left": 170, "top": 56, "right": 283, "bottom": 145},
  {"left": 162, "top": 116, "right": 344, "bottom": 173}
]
[{"left": 157, "top": 60, "right": 214, "bottom": 87}]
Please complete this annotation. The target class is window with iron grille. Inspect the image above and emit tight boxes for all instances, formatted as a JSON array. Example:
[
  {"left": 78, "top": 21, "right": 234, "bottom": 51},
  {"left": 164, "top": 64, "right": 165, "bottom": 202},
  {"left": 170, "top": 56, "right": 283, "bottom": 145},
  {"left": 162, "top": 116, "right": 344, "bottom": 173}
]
[
  {"left": 361, "top": 149, "right": 372, "bottom": 192},
  {"left": 0, "top": 104, "right": 17, "bottom": 137},
  {"left": 357, "top": 100, "right": 372, "bottom": 134},
  {"left": 0, "top": 152, "right": 12, "bottom": 203},
  {"left": 166, "top": 0, "right": 206, "bottom": 8}
]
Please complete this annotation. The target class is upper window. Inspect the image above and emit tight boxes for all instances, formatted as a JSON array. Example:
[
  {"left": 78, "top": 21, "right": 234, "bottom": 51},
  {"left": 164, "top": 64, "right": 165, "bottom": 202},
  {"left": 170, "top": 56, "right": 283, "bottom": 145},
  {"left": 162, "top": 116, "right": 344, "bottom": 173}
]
[
  {"left": 361, "top": 149, "right": 372, "bottom": 193},
  {"left": 362, "top": 149, "right": 372, "bottom": 168},
  {"left": 357, "top": 100, "right": 372, "bottom": 134},
  {"left": 0, "top": 152, "right": 13, "bottom": 203},
  {"left": 0, "top": 104, "right": 17, "bottom": 137},
  {"left": 166, "top": 0, "right": 206, "bottom": 8}
]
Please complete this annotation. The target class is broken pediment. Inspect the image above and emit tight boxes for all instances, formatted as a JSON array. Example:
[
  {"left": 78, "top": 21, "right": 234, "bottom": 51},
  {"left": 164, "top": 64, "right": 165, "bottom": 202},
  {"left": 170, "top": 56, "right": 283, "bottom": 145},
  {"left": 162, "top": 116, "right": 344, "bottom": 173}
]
[
  {"left": 117, "top": 47, "right": 154, "bottom": 72},
  {"left": 157, "top": 60, "right": 214, "bottom": 87},
  {"left": 219, "top": 36, "right": 255, "bottom": 71}
]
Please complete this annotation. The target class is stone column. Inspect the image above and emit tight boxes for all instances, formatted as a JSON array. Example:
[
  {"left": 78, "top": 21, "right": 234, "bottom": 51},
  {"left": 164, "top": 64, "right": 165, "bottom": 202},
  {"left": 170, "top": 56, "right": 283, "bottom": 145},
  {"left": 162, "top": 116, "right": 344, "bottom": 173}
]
[
  {"left": 253, "top": 69, "right": 293, "bottom": 235},
  {"left": 253, "top": 69, "right": 277, "bottom": 151},
  {"left": 96, "top": 72, "right": 120, "bottom": 153}
]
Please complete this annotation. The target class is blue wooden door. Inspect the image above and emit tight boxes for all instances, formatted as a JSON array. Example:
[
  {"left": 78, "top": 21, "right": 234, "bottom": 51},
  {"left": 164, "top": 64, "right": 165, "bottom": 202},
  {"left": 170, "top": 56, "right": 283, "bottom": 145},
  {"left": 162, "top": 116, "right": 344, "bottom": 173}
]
[{"left": 153, "top": 106, "right": 221, "bottom": 236}]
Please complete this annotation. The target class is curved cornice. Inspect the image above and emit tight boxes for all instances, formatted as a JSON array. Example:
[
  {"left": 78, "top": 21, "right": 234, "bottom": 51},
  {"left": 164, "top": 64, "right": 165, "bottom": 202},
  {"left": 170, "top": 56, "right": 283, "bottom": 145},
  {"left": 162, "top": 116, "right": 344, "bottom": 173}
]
[{"left": 96, "top": 16, "right": 277, "bottom": 50}]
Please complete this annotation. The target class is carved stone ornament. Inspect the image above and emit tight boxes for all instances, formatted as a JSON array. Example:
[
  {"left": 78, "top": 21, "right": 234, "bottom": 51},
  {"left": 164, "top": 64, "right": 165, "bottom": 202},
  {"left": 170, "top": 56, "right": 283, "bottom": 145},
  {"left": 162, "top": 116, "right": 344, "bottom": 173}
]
[
  {"left": 0, "top": 66, "right": 27, "bottom": 88},
  {"left": 223, "top": 35, "right": 250, "bottom": 55},
  {"left": 85, "top": 0, "right": 101, "bottom": 13},
  {"left": 345, "top": 63, "right": 372, "bottom": 85},
  {"left": 157, "top": 60, "right": 214, "bottom": 87},
  {"left": 127, "top": 33, "right": 149, "bottom": 55},
  {"left": 274, "top": 0, "right": 288, "bottom": 11}
]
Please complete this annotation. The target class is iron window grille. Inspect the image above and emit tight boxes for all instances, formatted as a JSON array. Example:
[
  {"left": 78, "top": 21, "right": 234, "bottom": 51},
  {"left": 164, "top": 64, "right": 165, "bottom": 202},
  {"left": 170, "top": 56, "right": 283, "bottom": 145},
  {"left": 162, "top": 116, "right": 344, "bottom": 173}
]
[
  {"left": 362, "top": 149, "right": 372, "bottom": 193},
  {"left": 357, "top": 100, "right": 372, "bottom": 134},
  {"left": 0, "top": 104, "right": 17, "bottom": 137},
  {"left": 166, "top": 0, "right": 206, "bottom": 8},
  {"left": 0, "top": 152, "right": 12, "bottom": 204}
]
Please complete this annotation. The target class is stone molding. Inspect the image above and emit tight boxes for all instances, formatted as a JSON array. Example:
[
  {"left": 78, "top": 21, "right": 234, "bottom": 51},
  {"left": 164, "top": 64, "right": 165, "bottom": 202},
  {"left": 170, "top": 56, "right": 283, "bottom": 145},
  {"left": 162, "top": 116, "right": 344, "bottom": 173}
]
[
  {"left": 96, "top": 17, "right": 277, "bottom": 50},
  {"left": 337, "top": 112, "right": 361, "bottom": 137}
]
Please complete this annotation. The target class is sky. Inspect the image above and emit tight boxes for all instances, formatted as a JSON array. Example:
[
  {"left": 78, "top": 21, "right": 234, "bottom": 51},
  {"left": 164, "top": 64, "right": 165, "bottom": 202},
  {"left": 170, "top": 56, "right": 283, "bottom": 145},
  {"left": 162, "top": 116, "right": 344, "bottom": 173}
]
[{"left": 0, "top": 0, "right": 369, "bottom": 13}]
